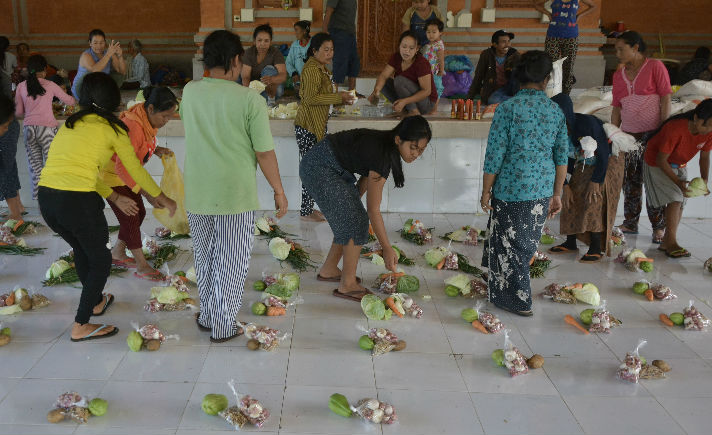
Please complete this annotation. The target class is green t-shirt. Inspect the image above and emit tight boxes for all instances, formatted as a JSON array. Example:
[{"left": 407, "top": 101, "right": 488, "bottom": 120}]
[{"left": 180, "top": 77, "right": 274, "bottom": 215}]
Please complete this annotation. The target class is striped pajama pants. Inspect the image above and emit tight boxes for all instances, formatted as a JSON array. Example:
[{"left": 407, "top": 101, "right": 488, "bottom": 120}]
[
  {"left": 23, "top": 125, "right": 58, "bottom": 200},
  {"left": 188, "top": 211, "right": 255, "bottom": 339}
]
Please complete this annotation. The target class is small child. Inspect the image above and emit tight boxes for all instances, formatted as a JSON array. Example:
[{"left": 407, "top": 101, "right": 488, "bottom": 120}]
[
  {"left": 285, "top": 20, "right": 311, "bottom": 95},
  {"left": 402, "top": 0, "right": 444, "bottom": 48},
  {"left": 422, "top": 18, "right": 445, "bottom": 102}
]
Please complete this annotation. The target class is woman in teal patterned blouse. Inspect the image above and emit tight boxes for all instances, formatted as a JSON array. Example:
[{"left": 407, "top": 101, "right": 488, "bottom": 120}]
[{"left": 480, "top": 50, "right": 569, "bottom": 316}]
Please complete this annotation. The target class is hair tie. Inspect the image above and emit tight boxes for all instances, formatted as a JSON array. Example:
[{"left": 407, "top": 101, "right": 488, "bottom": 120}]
[{"left": 92, "top": 102, "right": 108, "bottom": 111}]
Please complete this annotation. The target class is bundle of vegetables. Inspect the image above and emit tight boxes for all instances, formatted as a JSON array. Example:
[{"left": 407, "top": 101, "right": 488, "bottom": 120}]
[
  {"left": 398, "top": 218, "right": 432, "bottom": 245},
  {"left": 443, "top": 274, "right": 487, "bottom": 298},
  {"left": 540, "top": 227, "right": 556, "bottom": 245},
  {"left": 242, "top": 322, "right": 288, "bottom": 351},
  {"left": 358, "top": 327, "right": 407, "bottom": 355},
  {"left": 475, "top": 301, "right": 504, "bottom": 333},
  {"left": 631, "top": 280, "right": 676, "bottom": 302},
  {"left": 542, "top": 282, "right": 600, "bottom": 306},
  {"left": 255, "top": 215, "right": 292, "bottom": 239},
  {"left": 251, "top": 296, "right": 303, "bottom": 317},
  {"left": 0, "top": 325, "right": 11, "bottom": 346},
  {"left": 254, "top": 272, "right": 300, "bottom": 293},
  {"left": 588, "top": 300, "right": 612, "bottom": 333},
  {"left": 141, "top": 238, "right": 180, "bottom": 269},
  {"left": 610, "top": 227, "right": 626, "bottom": 247},
  {"left": 202, "top": 380, "right": 270, "bottom": 429},
  {"left": 685, "top": 177, "right": 709, "bottom": 197},
  {"left": 360, "top": 294, "right": 392, "bottom": 320},
  {"left": 681, "top": 301, "right": 709, "bottom": 331},
  {"left": 268, "top": 237, "right": 317, "bottom": 272},
  {"left": 0, "top": 226, "right": 44, "bottom": 256},
  {"left": 387, "top": 293, "right": 423, "bottom": 319},
  {"left": 361, "top": 243, "right": 415, "bottom": 266},
  {"left": 541, "top": 283, "right": 576, "bottom": 304},
  {"left": 491, "top": 330, "right": 529, "bottom": 377},
  {"left": 442, "top": 225, "right": 485, "bottom": 245},
  {"left": 0, "top": 287, "right": 51, "bottom": 315},
  {"left": 704, "top": 257, "right": 712, "bottom": 273},
  {"left": 43, "top": 251, "right": 126, "bottom": 286},
  {"left": 529, "top": 251, "right": 552, "bottom": 278},
  {"left": 616, "top": 340, "right": 646, "bottom": 383},
  {"left": 367, "top": 224, "right": 377, "bottom": 243},
  {"left": 372, "top": 272, "right": 420, "bottom": 294},
  {"left": 47, "top": 392, "right": 107, "bottom": 424},
  {"left": 127, "top": 323, "right": 177, "bottom": 352},
  {"left": 329, "top": 393, "right": 397, "bottom": 424},
  {"left": 580, "top": 306, "right": 622, "bottom": 331},
  {"left": 616, "top": 248, "right": 654, "bottom": 272},
  {"left": 154, "top": 226, "right": 190, "bottom": 240},
  {"left": 425, "top": 247, "right": 487, "bottom": 278},
  {"left": 4, "top": 219, "right": 42, "bottom": 236},
  {"left": 144, "top": 279, "right": 196, "bottom": 312}
]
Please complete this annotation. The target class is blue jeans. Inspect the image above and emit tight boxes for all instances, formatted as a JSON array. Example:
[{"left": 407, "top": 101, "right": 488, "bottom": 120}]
[{"left": 260, "top": 65, "right": 284, "bottom": 100}]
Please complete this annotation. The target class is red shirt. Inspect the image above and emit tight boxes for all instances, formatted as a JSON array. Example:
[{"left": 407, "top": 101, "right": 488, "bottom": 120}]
[
  {"left": 644, "top": 118, "right": 712, "bottom": 167},
  {"left": 388, "top": 52, "right": 438, "bottom": 102}
]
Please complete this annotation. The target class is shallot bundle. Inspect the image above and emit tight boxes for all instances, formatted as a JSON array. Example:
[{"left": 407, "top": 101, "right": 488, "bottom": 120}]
[
  {"left": 502, "top": 330, "right": 528, "bottom": 377},
  {"left": 617, "top": 339, "right": 645, "bottom": 383},
  {"left": 589, "top": 300, "right": 612, "bottom": 334},
  {"left": 354, "top": 398, "right": 397, "bottom": 424},
  {"left": 683, "top": 302, "right": 709, "bottom": 331}
]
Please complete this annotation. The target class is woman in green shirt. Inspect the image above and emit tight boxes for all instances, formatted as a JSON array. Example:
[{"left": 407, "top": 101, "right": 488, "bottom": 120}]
[{"left": 181, "top": 30, "right": 288, "bottom": 343}]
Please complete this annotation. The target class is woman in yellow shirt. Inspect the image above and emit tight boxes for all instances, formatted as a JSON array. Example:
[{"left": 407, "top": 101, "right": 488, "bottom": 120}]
[{"left": 39, "top": 72, "right": 176, "bottom": 342}]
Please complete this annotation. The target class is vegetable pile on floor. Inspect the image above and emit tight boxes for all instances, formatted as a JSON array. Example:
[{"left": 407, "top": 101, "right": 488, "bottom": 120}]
[
  {"left": 442, "top": 225, "right": 484, "bottom": 245},
  {"left": 399, "top": 218, "right": 432, "bottom": 245},
  {"left": 372, "top": 272, "right": 419, "bottom": 294},
  {"left": 203, "top": 380, "right": 270, "bottom": 429},
  {"left": 631, "top": 280, "right": 676, "bottom": 302},
  {"left": 617, "top": 340, "right": 647, "bottom": 383},
  {"left": 361, "top": 242, "right": 415, "bottom": 265},
  {"left": 444, "top": 273, "right": 488, "bottom": 298},
  {"left": 154, "top": 226, "right": 191, "bottom": 240},
  {"left": 491, "top": 330, "right": 531, "bottom": 377},
  {"left": 127, "top": 323, "right": 177, "bottom": 352},
  {"left": 43, "top": 250, "right": 126, "bottom": 286},
  {"left": 580, "top": 305, "right": 622, "bottom": 331},
  {"left": 0, "top": 325, "right": 11, "bottom": 346},
  {"left": 360, "top": 293, "right": 422, "bottom": 320},
  {"left": 616, "top": 248, "right": 654, "bottom": 273},
  {"left": 4, "top": 219, "right": 42, "bottom": 236},
  {"left": 144, "top": 275, "right": 196, "bottom": 312},
  {"left": 541, "top": 282, "right": 600, "bottom": 305},
  {"left": 142, "top": 238, "right": 180, "bottom": 269},
  {"left": 358, "top": 327, "right": 406, "bottom": 355},
  {"left": 329, "top": 393, "right": 397, "bottom": 424},
  {"left": 254, "top": 215, "right": 293, "bottom": 239},
  {"left": 241, "top": 322, "right": 289, "bottom": 351},
  {"left": 610, "top": 227, "right": 626, "bottom": 247},
  {"left": 268, "top": 237, "right": 317, "bottom": 272},
  {"left": 47, "top": 392, "right": 107, "bottom": 424},
  {"left": 0, "top": 226, "right": 44, "bottom": 256},
  {"left": 472, "top": 301, "right": 504, "bottom": 333},
  {"left": 0, "top": 287, "right": 51, "bottom": 315},
  {"left": 529, "top": 251, "right": 552, "bottom": 278}
]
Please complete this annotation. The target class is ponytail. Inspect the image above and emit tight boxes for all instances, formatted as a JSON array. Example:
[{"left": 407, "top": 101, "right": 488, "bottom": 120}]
[
  {"left": 66, "top": 72, "right": 128, "bottom": 135},
  {"left": 649, "top": 99, "right": 712, "bottom": 140},
  {"left": 26, "top": 55, "right": 47, "bottom": 99},
  {"left": 142, "top": 86, "right": 178, "bottom": 113}
]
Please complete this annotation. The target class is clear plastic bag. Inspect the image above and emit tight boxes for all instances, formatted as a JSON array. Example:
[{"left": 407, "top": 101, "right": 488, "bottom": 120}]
[
  {"left": 617, "top": 339, "right": 646, "bottom": 383},
  {"left": 356, "top": 323, "right": 400, "bottom": 356},
  {"left": 683, "top": 300, "right": 709, "bottom": 331},
  {"left": 152, "top": 153, "right": 190, "bottom": 235},
  {"left": 475, "top": 301, "right": 504, "bottom": 333},
  {"left": 589, "top": 300, "right": 612, "bottom": 333},
  {"left": 650, "top": 283, "right": 677, "bottom": 301},
  {"left": 217, "top": 379, "right": 270, "bottom": 429},
  {"left": 241, "top": 322, "right": 290, "bottom": 351},
  {"left": 352, "top": 398, "right": 398, "bottom": 424},
  {"left": 502, "top": 330, "right": 529, "bottom": 377}
]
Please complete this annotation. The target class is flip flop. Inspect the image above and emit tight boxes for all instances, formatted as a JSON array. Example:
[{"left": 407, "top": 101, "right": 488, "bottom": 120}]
[
  {"left": 195, "top": 312, "right": 211, "bottom": 332},
  {"left": 652, "top": 237, "right": 664, "bottom": 244},
  {"left": 579, "top": 253, "right": 603, "bottom": 263},
  {"left": 210, "top": 326, "right": 244, "bottom": 343},
  {"left": 70, "top": 324, "right": 119, "bottom": 342},
  {"left": 134, "top": 270, "right": 165, "bottom": 282},
  {"left": 112, "top": 258, "right": 136, "bottom": 269},
  {"left": 317, "top": 274, "right": 362, "bottom": 283},
  {"left": 549, "top": 245, "right": 578, "bottom": 254},
  {"left": 93, "top": 293, "right": 114, "bottom": 316},
  {"left": 332, "top": 288, "right": 372, "bottom": 302},
  {"left": 666, "top": 248, "right": 691, "bottom": 258}
]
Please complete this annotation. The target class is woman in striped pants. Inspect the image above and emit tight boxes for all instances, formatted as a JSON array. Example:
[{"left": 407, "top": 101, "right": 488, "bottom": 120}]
[{"left": 180, "top": 30, "right": 287, "bottom": 343}]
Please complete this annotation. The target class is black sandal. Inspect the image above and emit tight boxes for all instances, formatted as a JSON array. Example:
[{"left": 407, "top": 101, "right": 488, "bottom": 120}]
[
  {"left": 549, "top": 245, "right": 578, "bottom": 254},
  {"left": 209, "top": 326, "right": 244, "bottom": 343},
  {"left": 195, "top": 312, "right": 211, "bottom": 332},
  {"left": 579, "top": 253, "right": 603, "bottom": 263}
]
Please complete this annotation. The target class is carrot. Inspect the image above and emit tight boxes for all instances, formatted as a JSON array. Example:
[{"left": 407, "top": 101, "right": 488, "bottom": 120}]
[
  {"left": 368, "top": 224, "right": 375, "bottom": 236},
  {"left": 435, "top": 258, "right": 446, "bottom": 270},
  {"left": 385, "top": 297, "right": 404, "bottom": 318},
  {"left": 529, "top": 256, "right": 535, "bottom": 266},
  {"left": 635, "top": 258, "right": 654, "bottom": 263},
  {"left": 571, "top": 283, "right": 583, "bottom": 289},
  {"left": 266, "top": 306, "right": 286, "bottom": 316},
  {"left": 659, "top": 313, "right": 674, "bottom": 327},
  {"left": 380, "top": 272, "right": 404, "bottom": 279},
  {"left": 644, "top": 289, "right": 654, "bottom": 301},
  {"left": 564, "top": 314, "right": 590, "bottom": 335},
  {"left": 471, "top": 320, "right": 489, "bottom": 334},
  {"left": 178, "top": 276, "right": 189, "bottom": 284}
]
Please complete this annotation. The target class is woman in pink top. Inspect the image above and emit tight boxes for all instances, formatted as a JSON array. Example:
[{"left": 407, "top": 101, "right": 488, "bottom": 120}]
[
  {"left": 15, "top": 55, "right": 75, "bottom": 199},
  {"left": 611, "top": 31, "right": 671, "bottom": 243}
]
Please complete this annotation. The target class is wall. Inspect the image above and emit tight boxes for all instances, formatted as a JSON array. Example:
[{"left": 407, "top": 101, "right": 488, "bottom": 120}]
[{"left": 0, "top": 0, "right": 200, "bottom": 75}]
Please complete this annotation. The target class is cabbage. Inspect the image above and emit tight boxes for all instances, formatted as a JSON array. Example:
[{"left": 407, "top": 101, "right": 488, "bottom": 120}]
[
  {"left": 185, "top": 266, "right": 197, "bottom": 283},
  {"left": 371, "top": 254, "right": 385, "bottom": 266},
  {"left": 3, "top": 219, "right": 17, "bottom": 229},
  {"left": 269, "top": 237, "right": 291, "bottom": 260},
  {"left": 202, "top": 394, "right": 228, "bottom": 415},
  {"left": 278, "top": 273, "right": 300, "bottom": 291},
  {"left": 127, "top": 330, "right": 143, "bottom": 352},
  {"left": 88, "top": 398, "right": 108, "bottom": 416},
  {"left": 45, "top": 260, "right": 71, "bottom": 279},
  {"left": 444, "top": 274, "right": 471, "bottom": 295},
  {"left": 461, "top": 308, "right": 478, "bottom": 322},
  {"left": 447, "top": 229, "right": 468, "bottom": 242},
  {"left": 626, "top": 249, "right": 646, "bottom": 264},
  {"left": 252, "top": 302, "right": 267, "bottom": 315},
  {"left": 248, "top": 80, "right": 267, "bottom": 92},
  {"left": 540, "top": 234, "right": 556, "bottom": 244},
  {"left": 396, "top": 275, "right": 420, "bottom": 293},
  {"left": 572, "top": 283, "right": 600, "bottom": 306},
  {"left": 361, "top": 294, "right": 387, "bottom": 320},
  {"left": 264, "top": 283, "right": 293, "bottom": 300},
  {"left": 151, "top": 286, "right": 189, "bottom": 304},
  {"left": 255, "top": 217, "right": 271, "bottom": 233},
  {"left": 425, "top": 247, "right": 448, "bottom": 267},
  {"left": 403, "top": 219, "right": 413, "bottom": 232},
  {"left": 686, "top": 177, "right": 709, "bottom": 197}
]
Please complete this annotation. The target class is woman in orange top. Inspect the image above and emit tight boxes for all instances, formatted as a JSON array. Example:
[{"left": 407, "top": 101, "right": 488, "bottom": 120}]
[{"left": 104, "top": 86, "right": 178, "bottom": 280}]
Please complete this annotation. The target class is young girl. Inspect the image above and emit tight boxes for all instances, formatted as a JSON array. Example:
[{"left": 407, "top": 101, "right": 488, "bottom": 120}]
[
  {"left": 300, "top": 116, "right": 431, "bottom": 301},
  {"left": 401, "top": 0, "right": 444, "bottom": 48},
  {"left": 286, "top": 20, "right": 311, "bottom": 95},
  {"left": 643, "top": 100, "right": 712, "bottom": 258},
  {"left": 38, "top": 72, "right": 176, "bottom": 342},
  {"left": 15, "top": 55, "right": 76, "bottom": 200},
  {"left": 423, "top": 18, "right": 445, "bottom": 103},
  {"left": 294, "top": 33, "right": 355, "bottom": 222},
  {"left": 369, "top": 31, "right": 437, "bottom": 116},
  {"left": 0, "top": 94, "right": 24, "bottom": 224},
  {"left": 102, "top": 86, "right": 178, "bottom": 280}
]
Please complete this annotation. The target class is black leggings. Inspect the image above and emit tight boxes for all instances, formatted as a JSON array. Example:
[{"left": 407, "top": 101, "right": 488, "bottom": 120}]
[{"left": 38, "top": 187, "right": 111, "bottom": 324}]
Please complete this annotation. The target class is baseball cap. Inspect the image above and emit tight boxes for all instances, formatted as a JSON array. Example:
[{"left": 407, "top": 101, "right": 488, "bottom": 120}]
[{"left": 491, "top": 30, "right": 515, "bottom": 43}]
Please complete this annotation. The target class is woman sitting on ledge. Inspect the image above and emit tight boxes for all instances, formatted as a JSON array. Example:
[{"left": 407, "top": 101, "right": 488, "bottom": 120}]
[{"left": 240, "top": 24, "right": 287, "bottom": 106}]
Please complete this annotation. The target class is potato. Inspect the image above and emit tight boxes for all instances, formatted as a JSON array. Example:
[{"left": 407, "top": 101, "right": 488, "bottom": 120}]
[
  {"left": 19, "top": 295, "right": 32, "bottom": 311},
  {"left": 527, "top": 354, "right": 545, "bottom": 369},
  {"left": 652, "top": 359, "right": 671, "bottom": 372},
  {"left": 247, "top": 339, "right": 260, "bottom": 351},
  {"left": 145, "top": 339, "right": 161, "bottom": 351},
  {"left": 0, "top": 335, "right": 11, "bottom": 347},
  {"left": 47, "top": 409, "right": 65, "bottom": 423},
  {"left": 393, "top": 340, "right": 407, "bottom": 351}
]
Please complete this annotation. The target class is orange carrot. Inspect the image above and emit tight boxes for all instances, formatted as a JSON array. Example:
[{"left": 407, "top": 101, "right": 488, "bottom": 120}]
[
  {"left": 529, "top": 256, "right": 535, "bottom": 266},
  {"left": 571, "top": 283, "right": 583, "bottom": 289},
  {"left": 266, "top": 306, "right": 286, "bottom": 316},
  {"left": 635, "top": 258, "right": 654, "bottom": 263},
  {"left": 178, "top": 276, "right": 190, "bottom": 284},
  {"left": 368, "top": 224, "right": 375, "bottom": 236},
  {"left": 435, "top": 258, "right": 446, "bottom": 270},
  {"left": 659, "top": 313, "right": 674, "bottom": 327},
  {"left": 644, "top": 289, "right": 654, "bottom": 301},
  {"left": 564, "top": 314, "right": 590, "bottom": 335},
  {"left": 471, "top": 320, "right": 489, "bottom": 334},
  {"left": 385, "top": 297, "right": 404, "bottom": 318},
  {"left": 380, "top": 272, "right": 404, "bottom": 279}
]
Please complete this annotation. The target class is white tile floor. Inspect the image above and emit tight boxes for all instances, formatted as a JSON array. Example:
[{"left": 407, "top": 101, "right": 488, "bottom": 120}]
[{"left": 1, "top": 209, "right": 712, "bottom": 434}]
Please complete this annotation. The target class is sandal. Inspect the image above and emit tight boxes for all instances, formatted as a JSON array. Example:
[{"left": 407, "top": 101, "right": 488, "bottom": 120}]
[
  {"left": 93, "top": 293, "right": 114, "bottom": 316},
  {"left": 112, "top": 258, "right": 136, "bottom": 269},
  {"left": 549, "top": 245, "right": 578, "bottom": 254},
  {"left": 332, "top": 288, "right": 372, "bottom": 302},
  {"left": 317, "top": 274, "right": 362, "bottom": 284},
  {"left": 666, "top": 248, "right": 691, "bottom": 258},
  {"left": 195, "top": 312, "right": 211, "bottom": 332},
  {"left": 618, "top": 226, "right": 638, "bottom": 235},
  {"left": 134, "top": 270, "right": 165, "bottom": 282},
  {"left": 579, "top": 253, "right": 603, "bottom": 263},
  {"left": 209, "top": 326, "right": 244, "bottom": 343},
  {"left": 70, "top": 324, "right": 119, "bottom": 342}
]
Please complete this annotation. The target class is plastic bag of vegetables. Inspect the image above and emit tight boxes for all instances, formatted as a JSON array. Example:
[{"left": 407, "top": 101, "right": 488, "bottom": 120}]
[
  {"left": 617, "top": 339, "right": 646, "bottom": 383},
  {"left": 329, "top": 393, "right": 397, "bottom": 424},
  {"left": 203, "top": 379, "right": 270, "bottom": 429}
]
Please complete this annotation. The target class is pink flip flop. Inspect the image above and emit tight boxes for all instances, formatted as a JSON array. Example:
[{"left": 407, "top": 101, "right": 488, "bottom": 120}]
[
  {"left": 133, "top": 270, "right": 165, "bottom": 282},
  {"left": 112, "top": 258, "right": 136, "bottom": 269}
]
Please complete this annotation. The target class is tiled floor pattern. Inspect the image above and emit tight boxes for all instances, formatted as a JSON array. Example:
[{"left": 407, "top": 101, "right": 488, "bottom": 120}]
[{"left": 1, "top": 209, "right": 711, "bottom": 434}]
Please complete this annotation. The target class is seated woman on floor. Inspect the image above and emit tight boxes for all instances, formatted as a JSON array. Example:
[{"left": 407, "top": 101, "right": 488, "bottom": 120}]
[{"left": 240, "top": 23, "right": 287, "bottom": 105}]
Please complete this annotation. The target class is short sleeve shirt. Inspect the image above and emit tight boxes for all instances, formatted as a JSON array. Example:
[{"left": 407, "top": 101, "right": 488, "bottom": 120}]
[
  {"left": 179, "top": 77, "right": 275, "bottom": 214},
  {"left": 547, "top": 0, "right": 579, "bottom": 39},
  {"left": 328, "top": 129, "right": 392, "bottom": 179},
  {"left": 326, "top": 0, "right": 357, "bottom": 34},
  {"left": 388, "top": 53, "right": 438, "bottom": 102},
  {"left": 241, "top": 46, "right": 286, "bottom": 82},
  {"left": 612, "top": 59, "right": 671, "bottom": 108},
  {"left": 423, "top": 40, "right": 445, "bottom": 75},
  {"left": 644, "top": 118, "right": 712, "bottom": 167}
]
